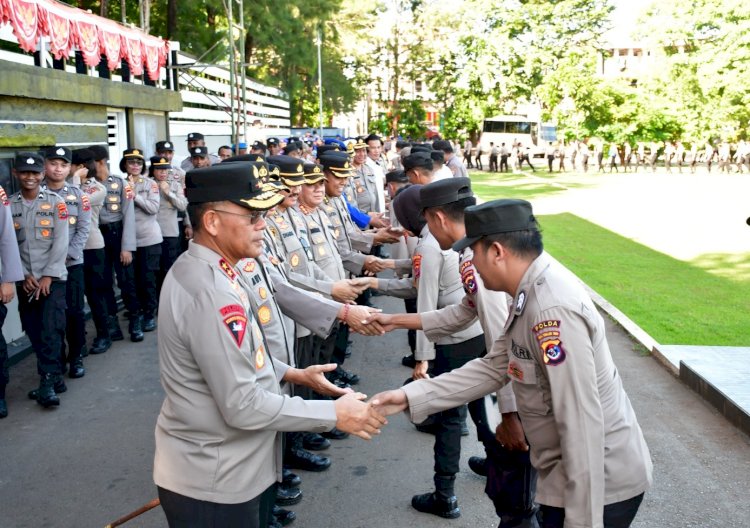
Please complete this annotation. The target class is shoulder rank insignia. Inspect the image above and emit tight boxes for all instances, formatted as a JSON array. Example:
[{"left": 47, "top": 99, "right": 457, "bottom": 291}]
[{"left": 219, "top": 258, "right": 238, "bottom": 281}]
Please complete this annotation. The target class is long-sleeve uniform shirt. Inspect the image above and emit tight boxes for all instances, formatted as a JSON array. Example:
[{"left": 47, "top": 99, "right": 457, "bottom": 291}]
[
  {"left": 401, "top": 252, "right": 653, "bottom": 527},
  {"left": 98, "top": 175, "right": 136, "bottom": 252},
  {"left": 130, "top": 175, "right": 163, "bottom": 247},
  {"left": 154, "top": 242, "right": 338, "bottom": 504},
  {"left": 156, "top": 178, "right": 187, "bottom": 237},
  {"left": 350, "top": 163, "right": 379, "bottom": 213},
  {"left": 420, "top": 247, "right": 517, "bottom": 413},
  {"left": 322, "top": 195, "right": 372, "bottom": 276},
  {"left": 80, "top": 178, "right": 107, "bottom": 250},
  {"left": 295, "top": 206, "right": 346, "bottom": 281},
  {"left": 377, "top": 226, "right": 482, "bottom": 360},
  {"left": 44, "top": 184, "right": 91, "bottom": 268},
  {"left": 0, "top": 186, "right": 24, "bottom": 283}
]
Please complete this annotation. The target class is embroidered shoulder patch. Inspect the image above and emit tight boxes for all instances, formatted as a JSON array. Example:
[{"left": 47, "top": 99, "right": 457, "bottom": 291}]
[
  {"left": 151, "top": 182, "right": 159, "bottom": 193},
  {"left": 220, "top": 304, "right": 247, "bottom": 347},
  {"left": 0, "top": 186, "right": 8, "bottom": 206},
  {"left": 81, "top": 194, "right": 91, "bottom": 212},
  {"left": 56, "top": 202, "right": 68, "bottom": 220},
  {"left": 541, "top": 339, "right": 566, "bottom": 366},
  {"left": 534, "top": 320, "right": 565, "bottom": 365},
  {"left": 460, "top": 259, "right": 477, "bottom": 295},
  {"left": 219, "top": 259, "right": 237, "bottom": 281},
  {"left": 124, "top": 183, "right": 134, "bottom": 200},
  {"left": 413, "top": 253, "right": 422, "bottom": 279}
]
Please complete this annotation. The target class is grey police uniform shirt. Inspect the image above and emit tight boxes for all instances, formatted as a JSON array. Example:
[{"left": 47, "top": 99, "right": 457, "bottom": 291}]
[
  {"left": 377, "top": 226, "right": 482, "bottom": 360},
  {"left": 295, "top": 206, "right": 346, "bottom": 281},
  {"left": 180, "top": 153, "right": 220, "bottom": 172},
  {"left": 446, "top": 155, "right": 468, "bottom": 178},
  {"left": 306, "top": 200, "right": 365, "bottom": 277},
  {"left": 280, "top": 206, "right": 336, "bottom": 296},
  {"left": 130, "top": 175, "right": 163, "bottom": 247},
  {"left": 0, "top": 186, "right": 25, "bottom": 283},
  {"left": 80, "top": 178, "right": 106, "bottom": 250},
  {"left": 44, "top": 184, "right": 91, "bottom": 267},
  {"left": 351, "top": 162, "right": 379, "bottom": 213},
  {"left": 322, "top": 195, "right": 374, "bottom": 255},
  {"left": 420, "top": 247, "right": 517, "bottom": 413},
  {"left": 401, "top": 252, "right": 652, "bottom": 526},
  {"left": 10, "top": 190, "right": 69, "bottom": 281},
  {"left": 156, "top": 178, "right": 187, "bottom": 237},
  {"left": 98, "top": 175, "right": 137, "bottom": 252},
  {"left": 154, "top": 241, "right": 338, "bottom": 504}
]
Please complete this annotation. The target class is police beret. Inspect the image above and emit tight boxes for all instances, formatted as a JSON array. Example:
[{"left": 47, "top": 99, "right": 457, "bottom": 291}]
[
  {"left": 149, "top": 156, "right": 171, "bottom": 169},
  {"left": 403, "top": 152, "right": 433, "bottom": 172},
  {"left": 155, "top": 141, "right": 174, "bottom": 152},
  {"left": 385, "top": 169, "right": 408, "bottom": 184},
  {"left": 267, "top": 155, "right": 305, "bottom": 186},
  {"left": 420, "top": 177, "right": 473, "bottom": 210},
  {"left": 320, "top": 154, "right": 353, "bottom": 178},
  {"left": 452, "top": 199, "right": 538, "bottom": 252},
  {"left": 303, "top": 163, "right": 326, "bottom": 184},
  {"left": 266, "top": 137, "right": 280, "bottom": 146},
  {"left": 14, "top": 152, "right": 44, "bottom": 173},
  {"left": 185, "top": 162, "right": 282, "bottom": 211},
  {"left": 89, "top": 145, "right": 109, "bottom": 161},
  {"left": 189, "top": 147, "right": 208, "bottom": 158},
  {"left": 187, "top": 132, "right": 204, "bottom": 141},
  {"left": 392, "top": 184, "right": 425, "bottom": 236},
  {"left": 71, "top": 148, "right": 94, "bottom": 165},
  {"left": 43, "top": 146, "right": 72, "bottom": 163}
]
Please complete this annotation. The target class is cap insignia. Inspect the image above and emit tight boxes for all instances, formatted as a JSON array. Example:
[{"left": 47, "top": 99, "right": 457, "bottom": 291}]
[
  {"left": 26, "top": 158, "right": 34, "bottom": 164},
  {"left": 56, "top": 148, "right": 65, "bottom": 155}
]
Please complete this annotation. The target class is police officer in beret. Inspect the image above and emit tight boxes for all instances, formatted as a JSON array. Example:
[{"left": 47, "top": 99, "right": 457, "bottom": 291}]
[
  {"left": 43, "top": 146, "right": 91, "bottom": 378},
  {"left": 372, "top": 199, "right": 653, "bottom": 528},
  {"left": 0, "top": 173, "right": 25, "bottom": 418},
  {"left": 181, "top": 132, "right": 220, "bottom": 171},
  {"left": 10, "top": 153, "right": 69, "bottom": 408},
  {"left": 153, "top": 161, "right": 386, "bottom": 528},
  {"left": 266, "top": 138, "right": 283, "bottom": 156},
  {"left": 404, "top": 152, "right": 435, "bottom": 185}
]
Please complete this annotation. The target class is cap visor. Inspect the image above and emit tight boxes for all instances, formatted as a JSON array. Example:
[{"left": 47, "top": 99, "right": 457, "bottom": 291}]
[
  {"left": 281, "top": 177, "right": 305, "bottom": 187},
  {"left": 231, "top": 191, "right": 284, "bottom": 211},
  {"left": 304, "top": 176, "right": 326, "bottom": 184},
  {"left": 452, "top": 235, "right": 481, "bottom": 253}
]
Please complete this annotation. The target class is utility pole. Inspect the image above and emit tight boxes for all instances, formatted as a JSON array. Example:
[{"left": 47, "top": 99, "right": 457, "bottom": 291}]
[
  {"left": 317, "top": 25, "right": 324, "bottom": 139},
  {"left": 238, "top": 0, "right": 247, "bottom": 144},
  {"left": 226, "top": 0, "right": 237, "bottom": 147}
]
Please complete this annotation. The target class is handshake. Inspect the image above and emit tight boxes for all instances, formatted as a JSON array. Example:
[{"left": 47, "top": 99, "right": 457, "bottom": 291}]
[{"left": 330, "top": 386, "right": 411, "bottom": 441}]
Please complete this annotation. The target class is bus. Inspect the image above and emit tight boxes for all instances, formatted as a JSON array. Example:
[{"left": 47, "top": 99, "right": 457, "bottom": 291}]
[{"left": 478, "top": 115, "right": 557, "bottom": 157}]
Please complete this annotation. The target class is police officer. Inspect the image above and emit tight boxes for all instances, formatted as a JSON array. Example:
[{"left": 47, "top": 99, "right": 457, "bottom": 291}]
[
  {"left": 367, "top": 184, "right": 484, "bottom": 519},
  {"left": 0, "top": 182, "right": 25, "bottom": 418},
  {"left": 43, "top": 146, "right": 91, "bottom": 378},
  {"left": 154, "top": 161, "right": 385, "bottom": 528},
  {"left": 266, "top": 137, "right": 283, "bottom": 156},
  {"left": 372, "top": 199, "right": 653, "bottom": 528},
  {"left": 91, "top": 144, "right": 138, "bottom": 343},
  {"left": 121, "top": 149, "right": 162, "bottom": 335},
  {"left": 349, "top": 138, "right": 380, "bottom": 215},
  {"left": 10, "top": 153, "right": 69, "bottom": 408},
  {"left": 74, "top": 149, "right": 111, "bottom": 354},
  {"left": 155, "top": 140, "right": 191, "bottom": 253},
  {"left": 365, "top": 179, "right": 539, "bottom": 526},
  {"left": 180, "top": 132, "right": 220, "bottom": 171},
  {"left": 150, "top": 155, "right": 186, "bottom": 290},
  {"left": 404, "top": 152, "right": 435, "bottom": 185},
  {"left": 434, "top": 139, "right": 468, "bottom": 178}
]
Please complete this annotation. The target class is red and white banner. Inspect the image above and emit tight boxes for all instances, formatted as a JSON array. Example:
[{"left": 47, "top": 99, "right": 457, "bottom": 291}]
[{"left": 0, "top": 0, "right": 168, "bottom": 79}]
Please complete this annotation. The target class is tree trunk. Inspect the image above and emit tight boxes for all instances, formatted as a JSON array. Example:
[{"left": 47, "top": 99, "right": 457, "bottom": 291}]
[
  {"left": 206, "top": 5, "right": 216, "bottom": 27},
  {"left": 99, "top": 0, "right": 108, "bottom": 17},
  {"left": 166, "top": 0, "right": 177, "bottom": 39}
]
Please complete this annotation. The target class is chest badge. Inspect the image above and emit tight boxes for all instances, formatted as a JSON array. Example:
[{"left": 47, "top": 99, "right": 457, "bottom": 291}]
[{"left": 515, "top": 290, "right": 526, "bottom": 315}]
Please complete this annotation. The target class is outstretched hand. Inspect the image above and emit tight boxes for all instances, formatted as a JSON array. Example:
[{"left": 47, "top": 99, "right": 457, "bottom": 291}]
[
  {"left": 360, "top": 312, "right": 397, "bottom": 332},
  {"left": 287, "top": 363, "right": 353, "bottom": 398},
  {"left": 346, "top": 305, "right": 385, "bottom": 336},
  {"left": 369, "top": 389, "right": 409, "bottom": 417},
  {"left": 334, "top": 392, "right": 388, "bottom": 440}
]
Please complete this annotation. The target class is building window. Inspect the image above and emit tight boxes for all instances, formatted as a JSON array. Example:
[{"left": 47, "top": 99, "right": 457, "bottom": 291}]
[{"left": 415, "top": 80, "right": 423, "bottom": 93}]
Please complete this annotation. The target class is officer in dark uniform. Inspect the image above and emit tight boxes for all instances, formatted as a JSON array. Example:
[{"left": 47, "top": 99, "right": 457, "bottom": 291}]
[
  {"left": 43, "top": 146, "right": 91, "bottom": 378},
  {"left": 91, "top": 145, "right": 138, "bottom": 342},
  {"left": 267, "top": 138, "right": 283, "bottom": 156},
  {"left": 11, "top": 153, "right": 69, "bottom": 408},
  {"left": 0, "top": 181, "right": 25, "bottom": 418}
]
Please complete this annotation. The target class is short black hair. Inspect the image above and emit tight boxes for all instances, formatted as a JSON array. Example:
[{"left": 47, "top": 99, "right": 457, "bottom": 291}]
[
  {"left": 481, "top": 228, "right": 543, "bottom": 259},
  {"left": 426, "top": 196, "right": 476, "bottom": 221},
  {"left": 187, "top": 201, "right": 221, "bottom": 232},
  {"left": 219, "top": 145, "right": 232, "bottom": 153}
]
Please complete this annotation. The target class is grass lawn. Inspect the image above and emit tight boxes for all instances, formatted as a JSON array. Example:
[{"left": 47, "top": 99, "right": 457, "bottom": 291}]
[
  {"left": 469, "top": 170, "right": 569, "bottom": 201},
  {"left": 538, "top": 213, "right": 750, "bottom": 346}
]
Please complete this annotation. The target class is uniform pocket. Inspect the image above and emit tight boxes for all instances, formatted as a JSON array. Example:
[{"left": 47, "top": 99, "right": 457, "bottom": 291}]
[{"left": 34, "top": 216, "right": 54, "bottom": 241}]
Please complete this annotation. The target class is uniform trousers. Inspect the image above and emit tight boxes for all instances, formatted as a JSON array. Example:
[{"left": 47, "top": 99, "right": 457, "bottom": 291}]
[
  {"left": 100, "top": 221, "right": 138, "bottom": 316},
  {"left": 134, "top": 243, "right": 162, "bottom": 317},
  {"left": 83, "top": 248, "right": 111, "bottom": 337},
  {"left": 0, "top": 304, "right": 8, "bottom": 398},
  {"left": 537, "top": 493, "right": 644, "bottom": 528},
  {"left": 332, "top": 322, "right": 349, "bottom": 365},
  {"left": 158, "top": 485, "right": 275, "bottom": 528},
  {"left": 17, "top": 280, "right": 66, "bottom": 377},
  {"left": 485, "top": 441, "right": 540, "bottom": 528},
  {"left": 63, "top": 264, "right": 87, "bottom": 363},
  {"left": 500, "top": 155, "right": 509, "bottom": 172},
  {"left": 490, "top": 154, "right": 499, "bottom": 172},
  {"left": 404, "top": 297, "right": 417, "bottom": 354},
  {"left": 430, "top": 334, "right": 484, "bottom": 477},
  {"left": 294, "top": 335, "right": 316, "bottom": 400},
  {"left": 159, "top": 237, "right": 182, "bottom": 291}
]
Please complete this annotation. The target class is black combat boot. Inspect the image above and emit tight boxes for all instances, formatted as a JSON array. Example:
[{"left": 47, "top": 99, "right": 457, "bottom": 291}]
[
  {"left": 109, "top": 316, "right": 124, "bottom": 341},
  {"left": 129, "top": 314, "right": 144, "bottom": 342},
  {"left": 142, "top": 313, "right": 157, "bottom": 332},
  {"left": 68, "top": 357, "right": 85, "bottom": 379},
  {"left": 28, "top": 375, "right": 67, "bottom": 401},
  {"left": 411, "top": 475, "right": 460, "bottom": 519},
  {"left": 90, "top": 335, "right": 112, "bottom": 354},
  {"left": 34, "top": 374, "right": 62, "bottom": 408}
]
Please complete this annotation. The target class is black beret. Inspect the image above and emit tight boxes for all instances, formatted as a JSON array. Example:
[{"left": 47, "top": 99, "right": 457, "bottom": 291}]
[
  {"left": 385, "top": 169, "right": 408, "bottom": 183},
  {"left": 185, "top": 162, "right": 282, "bottom": 211},
  {"left": 403, "top": 152, "right": 434, "bottom": 172},
  {"left": 429, "top": 150, "right": 444, "bottom": 162},
  {"left": 43, "top": 146, "right": 72, "bottom": 163},
  {"left": 14, "top": 152, "right": 44, "bottom": 172},
  {"left": 71, "top": 148, "right": 94, "bottom": 165},
  {"left": 155, "top": 141, "right": 175, "bottom": 152},
  {"left": 420, "top": 177, "right": 473, "bottom": 210},
  {"left": 89, "top": 145, "right": 109, "bottom": 161},
  {"left": 392, "top": 184, "right": 425, "bottom": 235},
  {"left": 453, "top": 199, "right": 538, "bottom": 252},
  {"left": 189, "top": 147, "right": 209, "bottom": 158},
  {"left": 187, "top": 132, "right": 204, "bottom": 141},
  {"left": 267, "top": 155, "right": 305, "bottom": 186}
]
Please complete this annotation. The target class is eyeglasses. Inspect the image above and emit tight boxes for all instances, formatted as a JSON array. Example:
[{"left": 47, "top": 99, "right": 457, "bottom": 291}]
[
  {"left": 211, "top": 209, "right": 266, "bottom": 225},
  {"left": 126, "top": 159, "right": 144, "bottom": 165}
]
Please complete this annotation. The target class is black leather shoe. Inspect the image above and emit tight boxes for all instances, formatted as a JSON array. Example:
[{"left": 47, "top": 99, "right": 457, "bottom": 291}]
[
  {"left": 272, "top": 505, "right": 296, "bottom": 526},
  {"left": 285, "top": 448, "right": 331, "bottom": 472},
  {"left": 68, "top": 358, "right": 85, "bottom": 379},
  {"left": 28, "top": 376, "right": 67, "bottom": 400},
  {"left": 402, "top": 354, "right": 416, "bottom": 368},
  {"left": 282, "top": 468, "right": 301, "bottom": 489},
  {"left": 34, "top": 374, "right": 62, "bottom": 408},
  {"left": 143, "top": 315, "right": 157, "bottom": 332},
  {"left": 303, "top": 432, "right": 331, "bottom": 451},
  {"left": 0, "top": 398, "right": 7, "bottom": 419},
  {"left": 90, "top": 337, "right": 112, "bottom": 355},
  {"left": 109, "top": 317, "right": 125, "bottom": 341},
  {"left": 332, "top": 379, "right": 351, "bottom": 390},
  {"left": 129, "top": 315, "right": 144, "bottom": 342},
  {"left": 335, "top": 366, "right": 360, "bottom": 385},
  {"left": 275, "top": 485, "right": 303, "bottom": 506},
  {"left": 411, "top": 492, "right": 460, "bottom": 519},
  {"left": 468, "top": 456, "right": 488, "bottom": 477},
  {"left": 321, "top": 427, "right": 349, "bottom": 440}
]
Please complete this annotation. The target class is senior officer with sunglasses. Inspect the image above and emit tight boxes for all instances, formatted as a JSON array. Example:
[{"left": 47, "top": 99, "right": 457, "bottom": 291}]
[{"left": 154, "top": 162, "right": 386, "bottom": 528}]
